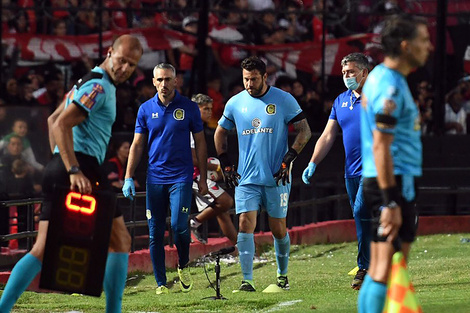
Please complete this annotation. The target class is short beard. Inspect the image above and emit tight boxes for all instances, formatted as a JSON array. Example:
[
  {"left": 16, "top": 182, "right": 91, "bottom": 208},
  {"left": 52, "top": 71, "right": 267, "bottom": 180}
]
[{"left": 247, "top": 82, "right": 264, "bottom": 96}]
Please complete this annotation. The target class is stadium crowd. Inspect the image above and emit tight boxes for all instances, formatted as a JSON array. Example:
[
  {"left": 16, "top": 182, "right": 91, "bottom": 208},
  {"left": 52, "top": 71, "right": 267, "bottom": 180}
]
[
  {"left": 0, "top": 3, "right": 469, "bottom": 312},
  {"left": 1, "top": 0, "right": 470, "bottom": 227}
]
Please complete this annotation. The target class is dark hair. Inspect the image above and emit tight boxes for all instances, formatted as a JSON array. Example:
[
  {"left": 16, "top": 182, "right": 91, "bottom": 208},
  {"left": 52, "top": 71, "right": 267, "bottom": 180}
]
[
  {"left": 17, "top": 77, "right": 33, "bottom": 88},
  {"left": 8, "top": 134, "right": 22, "bottom": 144},
  {"left": 241, "top": 56, "right": 267, "bottom": 76},
  {"left": 52, "top": 18, "right": 66, "bottom": 29},
  {"left": 340, "top": 53, "right": 369, "bottom": 71},
  {"left": 108, "top": 139, "right": 130, "bottom": 158},
  {"left": 11, "top": 159, "right": 28, "bottom": 176},
  {"left": 13, "top": 118, "right": 28, "bottom": 126},
  {"left": 381, "top": 14, "right": 427, "bottom": 57},
  {"left": 44, "top": 69, "right": 62, "bottom": 83},
  {"left": 275, "top": 75, "right": 293, "bottom": 89},
  {"left": 446, "top": 88, "right": 461, "bottom": 103}
]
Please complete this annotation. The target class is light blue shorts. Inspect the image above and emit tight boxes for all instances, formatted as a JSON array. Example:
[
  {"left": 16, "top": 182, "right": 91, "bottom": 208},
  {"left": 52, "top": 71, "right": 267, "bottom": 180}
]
[{"left": 235, "top": 184, "right": 291, "bottom": 218}]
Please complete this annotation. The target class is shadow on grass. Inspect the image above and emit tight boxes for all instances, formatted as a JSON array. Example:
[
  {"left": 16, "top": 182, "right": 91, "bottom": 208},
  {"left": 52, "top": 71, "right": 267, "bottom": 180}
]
[
  {"left": 312, "top": 245, "right": 348, "bottom": 258},
  {"left": 125, "top": 272, "right": 177, "bottom": 293},
  {"left": 199, "top": 261, "right": 270, "bottom": 291},
  {"left": 126, "top": 274, "right": 146, "bottom": 287},
  {"left": 289, "top": 244, "right": 348, "bottom": 260}
]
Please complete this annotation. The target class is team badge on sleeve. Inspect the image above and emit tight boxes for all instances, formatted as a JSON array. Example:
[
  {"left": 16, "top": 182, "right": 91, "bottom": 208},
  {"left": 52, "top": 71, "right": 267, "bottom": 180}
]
[
  {"left": 173, "top": 109, "right": 185, "bottom": 120},
  {"left": 266, "top": 104, "right": 276, "bottom": 115},
  {"left": 79, "top": 83, "right": 104, "bottom": 109},
  {"left": 382, "top": 99, "right": 397, "bottom": 115}
]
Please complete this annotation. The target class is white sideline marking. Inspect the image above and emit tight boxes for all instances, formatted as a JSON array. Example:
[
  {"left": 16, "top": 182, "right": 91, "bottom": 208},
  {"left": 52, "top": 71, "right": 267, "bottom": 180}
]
[{"left": 262, "top": 299, "right": 303, "bottom": 312}]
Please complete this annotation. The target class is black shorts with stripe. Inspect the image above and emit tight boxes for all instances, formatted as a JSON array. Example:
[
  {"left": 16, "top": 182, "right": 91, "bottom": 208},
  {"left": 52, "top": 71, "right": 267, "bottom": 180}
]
[{"left": 363, "top": 176, "right": 419, "bottom": 244}]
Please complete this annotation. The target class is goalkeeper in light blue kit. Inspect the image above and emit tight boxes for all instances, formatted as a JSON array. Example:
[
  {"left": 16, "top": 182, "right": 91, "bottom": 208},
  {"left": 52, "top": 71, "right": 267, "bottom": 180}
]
[
  {"left": 358, "top": 15, "right": 433, "bottom": 312},
  {"left": 214, "top": 56, "right": 311, "bottom": 292}
]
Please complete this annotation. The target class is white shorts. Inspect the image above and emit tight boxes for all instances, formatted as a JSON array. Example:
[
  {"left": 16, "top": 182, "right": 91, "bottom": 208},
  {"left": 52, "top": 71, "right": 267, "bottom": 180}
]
[{"left": 192, "top": 179, "right": 226, "bottom": 212}]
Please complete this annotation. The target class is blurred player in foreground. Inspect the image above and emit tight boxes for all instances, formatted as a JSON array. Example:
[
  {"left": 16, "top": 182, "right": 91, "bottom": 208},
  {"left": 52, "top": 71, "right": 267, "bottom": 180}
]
[{"left": 358, "top": 14, "right": 433, "bottom": 312}]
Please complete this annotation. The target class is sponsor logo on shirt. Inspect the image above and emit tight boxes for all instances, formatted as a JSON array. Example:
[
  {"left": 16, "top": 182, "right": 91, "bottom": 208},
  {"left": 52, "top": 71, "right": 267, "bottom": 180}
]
[
  {"left": 173, "top": 109, "right": 185, "bottom": 120},
  {"left": 79, "top": 83, "right": 104, "bottom": 109},
  {"left": 266, "top": 104, "right": 276, "bottom": 115},
  {"left": 242, "top": 118, "right": 274, "bottom": 135}
]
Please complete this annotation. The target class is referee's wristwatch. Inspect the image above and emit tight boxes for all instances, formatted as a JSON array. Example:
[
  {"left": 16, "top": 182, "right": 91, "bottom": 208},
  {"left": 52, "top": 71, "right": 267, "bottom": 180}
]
[
  {"left": 385, "top": 201, "right": 399, "bottom": 209},
  {"left": 67, "top": 165, "right": 81, "bottom": 175}
]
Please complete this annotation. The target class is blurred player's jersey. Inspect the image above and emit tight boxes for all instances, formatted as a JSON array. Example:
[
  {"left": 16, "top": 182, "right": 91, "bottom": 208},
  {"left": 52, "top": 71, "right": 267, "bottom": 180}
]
[
  {"left": 361, "top": 63, "right": 422, "bottom": 178},
  {"left": 54, "top": 66, "right": 116, "bottom": 164},
  {"left": 329, "top": 89, "right": 362, "bottom": 178},
  {"left": 219, "top": 86, "right": 302, "bottom": 186}
]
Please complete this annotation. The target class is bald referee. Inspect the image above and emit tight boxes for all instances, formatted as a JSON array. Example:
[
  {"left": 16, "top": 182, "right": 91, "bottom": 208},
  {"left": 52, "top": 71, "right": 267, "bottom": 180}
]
[{"left": 0, "top": 34, "right": 143, "bottom": 313}]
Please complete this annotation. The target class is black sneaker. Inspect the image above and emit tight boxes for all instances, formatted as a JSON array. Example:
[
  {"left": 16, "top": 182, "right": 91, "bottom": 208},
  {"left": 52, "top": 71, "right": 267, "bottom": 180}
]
[
  {"left": 351, "top": 269, "right": 367, "bottom": 290},
  {"left": 277, "top": 275, "right": 290, "bottom": 290},
  {"left": 190, "top": 223, "right": 207, "bottom": 244},
  {"left": 233, "top": 280, "right": 256, "bottom": 293}
]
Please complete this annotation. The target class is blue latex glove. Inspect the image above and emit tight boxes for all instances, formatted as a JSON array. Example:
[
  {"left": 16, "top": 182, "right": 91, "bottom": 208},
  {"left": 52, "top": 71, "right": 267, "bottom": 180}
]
[
  {"left": 302, "top": 162, "right": 317, "bottom": 185},
  {"left": 122, "top": 178, "right": 135, "bottom": 200}
]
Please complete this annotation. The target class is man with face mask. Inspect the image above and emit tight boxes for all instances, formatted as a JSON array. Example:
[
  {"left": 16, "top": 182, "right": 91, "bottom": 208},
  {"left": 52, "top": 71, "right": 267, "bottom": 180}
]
[{"left": 302, "top": 52, "right": 371, "bottom": 290}]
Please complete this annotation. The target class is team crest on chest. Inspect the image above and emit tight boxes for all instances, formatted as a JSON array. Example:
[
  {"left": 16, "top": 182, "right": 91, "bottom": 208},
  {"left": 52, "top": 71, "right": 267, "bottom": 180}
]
[
  {"left": 173, "top": 108, "right": 185, "bottom": 120},
  {"left": 266, "top": 104, "right": 276, "bottom": 115}
]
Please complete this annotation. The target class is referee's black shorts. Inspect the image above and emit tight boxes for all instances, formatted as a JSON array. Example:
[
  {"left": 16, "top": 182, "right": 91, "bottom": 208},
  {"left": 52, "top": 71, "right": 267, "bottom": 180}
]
[
  {"left": 40, "top": 153, "right": 121, "bottom": 220},
  {"left": 363, "top": 176, "right": 419, "bottom": 244}
]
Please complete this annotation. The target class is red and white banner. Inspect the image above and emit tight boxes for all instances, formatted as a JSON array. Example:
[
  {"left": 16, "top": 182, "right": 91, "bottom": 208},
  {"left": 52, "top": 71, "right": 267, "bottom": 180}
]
[
  {"left": 1, "top": 27, "right": 192, "bottom": 62},
  {"left": 233, "top": 34, "right": 377, "bottom": 77},
  {"left": 2, "top": 27, "right": 376, "bottom": 76},
  {"left": 464, "top": 45, "right": 470, "bottom": 74}
]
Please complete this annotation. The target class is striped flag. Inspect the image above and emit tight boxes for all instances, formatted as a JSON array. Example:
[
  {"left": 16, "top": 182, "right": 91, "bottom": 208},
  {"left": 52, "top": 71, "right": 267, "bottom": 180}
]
[{"left": 383, "top": 252, "right": 423, "bottom": 313}]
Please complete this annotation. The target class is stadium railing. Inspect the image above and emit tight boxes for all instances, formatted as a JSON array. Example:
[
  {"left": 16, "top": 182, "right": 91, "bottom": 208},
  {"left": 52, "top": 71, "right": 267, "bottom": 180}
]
[{"left": 2, "top": 181, "right": 470, "bottom": 257}]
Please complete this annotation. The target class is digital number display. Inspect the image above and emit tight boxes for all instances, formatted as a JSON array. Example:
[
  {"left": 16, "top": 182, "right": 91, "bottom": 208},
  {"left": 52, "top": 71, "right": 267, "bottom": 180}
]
[
  {"left": 63, "top": 192, "right": 97, "bottom": 238},
  {"left": 41, "top": 186, "right": 116, "bottom": 297},
  {"left": 56, "top": 245, "right": 89, "bottom": 289},
  {"left": 65, "top": 192, "right": 96, "bottom": 215}
]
